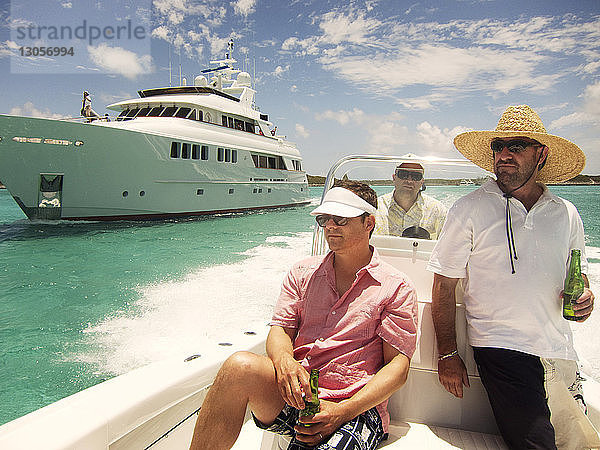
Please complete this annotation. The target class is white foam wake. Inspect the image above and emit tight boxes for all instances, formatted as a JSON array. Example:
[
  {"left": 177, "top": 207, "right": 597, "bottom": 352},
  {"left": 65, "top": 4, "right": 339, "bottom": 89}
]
[
  {"left": 77, "top": 232, "right": 313, "bottom": 375},
  {"left": 76, "top": 240, "right": 600, "bottom": 382}
]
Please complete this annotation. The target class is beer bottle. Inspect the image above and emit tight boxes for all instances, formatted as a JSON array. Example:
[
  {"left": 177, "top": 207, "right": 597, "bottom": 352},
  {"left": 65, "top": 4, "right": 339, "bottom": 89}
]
[
  {"left": 300, "top": 369, "right": 320, "bottom": 422},
  {"left": 563, "top": 249, "right": 585, "bottom": 321}
]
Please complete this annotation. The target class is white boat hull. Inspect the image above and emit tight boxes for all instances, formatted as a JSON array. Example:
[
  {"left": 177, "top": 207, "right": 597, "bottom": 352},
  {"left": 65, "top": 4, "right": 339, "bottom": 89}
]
[
  {"left": 1, "top": 234, "right": 598, "bottom": 449},
  {"left": 0, "top": 115, "right": 309, "bottom": 220}
]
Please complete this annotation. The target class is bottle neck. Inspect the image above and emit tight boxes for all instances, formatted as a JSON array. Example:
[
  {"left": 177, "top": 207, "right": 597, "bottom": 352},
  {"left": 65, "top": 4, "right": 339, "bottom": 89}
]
[{"left": 568, "top": 250, "right": 581, "bottom": 275}]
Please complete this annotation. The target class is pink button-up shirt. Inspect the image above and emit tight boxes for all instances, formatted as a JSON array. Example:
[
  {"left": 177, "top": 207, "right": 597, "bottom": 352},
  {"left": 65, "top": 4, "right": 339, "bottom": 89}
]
[{"left": 270, "top": 248, "right": 418, "bottom": 432}]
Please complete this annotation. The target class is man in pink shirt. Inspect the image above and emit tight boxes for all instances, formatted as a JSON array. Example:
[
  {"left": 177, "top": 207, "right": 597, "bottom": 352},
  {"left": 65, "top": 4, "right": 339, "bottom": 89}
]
[{"left": 190, "top": 180, "right": 418, "bottom": 450}]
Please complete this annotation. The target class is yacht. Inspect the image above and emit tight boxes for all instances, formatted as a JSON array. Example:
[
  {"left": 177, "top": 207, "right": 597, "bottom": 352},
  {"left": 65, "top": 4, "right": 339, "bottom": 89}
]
[
  {"left": 0, "top": 155, "right": 597, "bottom": 449},
  {"left": 0, "top": 42, "right": 309, "bottom": 220}
]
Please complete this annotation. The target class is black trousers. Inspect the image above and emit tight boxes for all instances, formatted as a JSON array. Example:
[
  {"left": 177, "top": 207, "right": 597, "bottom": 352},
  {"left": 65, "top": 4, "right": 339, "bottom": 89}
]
[{"left": 472, "top": 347, "right": 557, "bottom": 450}]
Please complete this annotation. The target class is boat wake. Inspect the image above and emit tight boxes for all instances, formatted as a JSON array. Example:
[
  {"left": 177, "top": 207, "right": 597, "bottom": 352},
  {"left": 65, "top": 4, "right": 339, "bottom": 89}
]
[
  {"left": 74, "top": 232, "right": 313, "bottom": 376},
  {"left": 73, "top": 237, "right": 600, "bottom": 383}
]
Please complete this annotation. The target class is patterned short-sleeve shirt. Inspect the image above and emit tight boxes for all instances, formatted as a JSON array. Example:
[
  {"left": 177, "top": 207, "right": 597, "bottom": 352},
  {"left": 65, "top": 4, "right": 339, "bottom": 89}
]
[{"left": 373, "top": 191, "right": 447, "bottom": 239}]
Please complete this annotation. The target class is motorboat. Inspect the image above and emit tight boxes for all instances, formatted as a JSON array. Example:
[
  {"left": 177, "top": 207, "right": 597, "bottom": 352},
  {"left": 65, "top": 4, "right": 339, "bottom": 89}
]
[
  {"left": 0, "top": 155, "right": 598, "bottom": 449},
  {"left": 0, "top": 42, "right": 309, "bottom": 220}
]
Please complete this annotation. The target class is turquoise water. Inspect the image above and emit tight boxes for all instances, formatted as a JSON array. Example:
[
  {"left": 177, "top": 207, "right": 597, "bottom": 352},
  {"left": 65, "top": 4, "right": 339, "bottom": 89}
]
[{"left": 1, "top": 185, "right": 599, "bottom": 425}]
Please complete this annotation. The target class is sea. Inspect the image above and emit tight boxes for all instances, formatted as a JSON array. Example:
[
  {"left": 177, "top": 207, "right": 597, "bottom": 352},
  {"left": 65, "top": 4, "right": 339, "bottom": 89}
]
[{"left": 1, "top": 185, "right": 599, "bottom": 426}]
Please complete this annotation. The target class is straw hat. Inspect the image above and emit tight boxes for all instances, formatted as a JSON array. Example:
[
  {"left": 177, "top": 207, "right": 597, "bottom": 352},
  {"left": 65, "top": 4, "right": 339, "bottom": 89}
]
[{"left": 453, "top": 105, "right": 585, "bottom": 183}]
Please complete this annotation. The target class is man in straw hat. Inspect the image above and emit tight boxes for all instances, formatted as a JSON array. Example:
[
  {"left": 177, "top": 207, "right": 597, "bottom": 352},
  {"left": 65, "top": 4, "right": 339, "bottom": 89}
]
[
  {"left": 374, "top": 162, "right": 447, "bottom": 239},
  {"left": 190, "top": 180, "right": 418, "bottom": 450},
  {"left": 427, "top": 105, "right": 595, "bottom": 448}
]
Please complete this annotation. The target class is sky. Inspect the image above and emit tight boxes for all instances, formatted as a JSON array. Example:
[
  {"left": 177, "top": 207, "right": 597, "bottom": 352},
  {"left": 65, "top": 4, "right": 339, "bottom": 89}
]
[{"left": 1, "top": 0, "right": 599, "bottom": 177}]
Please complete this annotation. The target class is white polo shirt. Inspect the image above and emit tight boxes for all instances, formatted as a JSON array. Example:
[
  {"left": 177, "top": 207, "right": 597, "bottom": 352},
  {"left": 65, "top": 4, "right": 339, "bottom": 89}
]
[{"left": 427, "top": 180, "right": 588, "bottom": 360}]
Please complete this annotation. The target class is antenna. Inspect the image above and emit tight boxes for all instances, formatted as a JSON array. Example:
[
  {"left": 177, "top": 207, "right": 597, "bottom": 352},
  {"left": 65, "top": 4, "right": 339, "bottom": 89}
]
[{"left": 179, "top": 47, "right": 182, "bottom": 86}]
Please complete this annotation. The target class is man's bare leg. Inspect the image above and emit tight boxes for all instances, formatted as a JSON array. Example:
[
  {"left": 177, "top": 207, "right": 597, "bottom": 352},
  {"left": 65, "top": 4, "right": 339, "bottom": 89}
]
[{"left": 189, "top": 351, "right": 286, "bottom": 450}]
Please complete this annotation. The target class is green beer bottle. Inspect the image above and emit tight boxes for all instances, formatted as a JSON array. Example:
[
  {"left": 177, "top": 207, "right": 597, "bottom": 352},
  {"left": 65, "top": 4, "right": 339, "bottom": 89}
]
[
  {"left": 300, "top": 369, "right": 320, "bottom": 423},
  {"left": 563, "top": 249, "right": 585, "bottom": 321}
]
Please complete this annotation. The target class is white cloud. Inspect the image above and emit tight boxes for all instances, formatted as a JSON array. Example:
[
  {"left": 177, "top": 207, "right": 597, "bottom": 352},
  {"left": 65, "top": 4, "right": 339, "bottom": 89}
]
[
  {"left": 88, "top": 44, "right": 153, "bottom": 79},
  {"left": 233, "top": 0, "right": 256, "bottom": 17},
  {"left": 319, "top": 10, "right": 380, "bottom": 45},
  {"left": 273, "top": 65, "right": 290, "bottom": 77},
  {"left": 295, "top": 124, "right": 309, "bottom": 138},
  {"left": 582, "top": 81, "right": 600, "bottom": 116},
  {"left": 151, "top": 0, "right": 232, "bottom": 59},
  {"left": 153, "top": 0, "right": 188, "bottom": 25},
  {"left": 61, "top": 2, "right": 72, "bottom": 8},
  {"left": 549, "top": 112, "right": 592, "bottom": 130},
  {"left": 315, "top": 108, "right": 365, "bottom": 126},
  {"left": 416, "top": 122, "right": 472, "bottom": 156},
  {"left": 151, "top": 26, "right": 171, "bottom": 41},
  {"left": 0, "top": 40, "right": 19, "bottom": 58},
  {"left": 550, "top": 81, "right": 600, "bottom": 129},
  {"left": 281, "top": 13, "right": 600, "bottom": 109},
  {"left": 9, "top": 102, "right": 68, "bottom": 119}
]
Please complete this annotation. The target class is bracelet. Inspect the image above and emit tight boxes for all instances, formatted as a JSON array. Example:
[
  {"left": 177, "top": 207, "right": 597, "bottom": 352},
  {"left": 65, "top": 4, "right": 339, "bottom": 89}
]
[{"left": 438, "top": 350, "right": 458, "bottom": 361}]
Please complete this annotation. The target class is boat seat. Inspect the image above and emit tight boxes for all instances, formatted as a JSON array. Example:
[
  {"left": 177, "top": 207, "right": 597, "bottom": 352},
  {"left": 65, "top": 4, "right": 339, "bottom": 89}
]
[{"left": 381, "top": 421, "right": 507, "bottom": 449}]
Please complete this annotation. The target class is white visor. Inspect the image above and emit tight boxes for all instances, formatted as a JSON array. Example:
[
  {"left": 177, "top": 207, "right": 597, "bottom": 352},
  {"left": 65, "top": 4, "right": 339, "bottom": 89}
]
[{"left": 310, "top": 187, "right": 377, "bottom": 217}]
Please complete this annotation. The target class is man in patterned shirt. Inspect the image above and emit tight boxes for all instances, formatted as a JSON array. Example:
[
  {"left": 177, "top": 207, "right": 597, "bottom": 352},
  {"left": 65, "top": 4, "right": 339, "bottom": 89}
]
[{"left": 374, "top": 162, "right": 447, "bottom": 239}]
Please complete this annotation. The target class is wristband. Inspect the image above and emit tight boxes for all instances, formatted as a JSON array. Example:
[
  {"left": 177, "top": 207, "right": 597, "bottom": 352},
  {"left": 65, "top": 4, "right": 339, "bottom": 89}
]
[{"left": 438, "top": 350, "right": 458, "bottom": 361}]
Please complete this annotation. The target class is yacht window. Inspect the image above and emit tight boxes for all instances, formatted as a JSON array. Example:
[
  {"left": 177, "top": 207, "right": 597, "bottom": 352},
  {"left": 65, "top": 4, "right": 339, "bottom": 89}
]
[
  {"left": 232, "top": 150, "right": 237, "bottom": 163},
  {"left": 225, "top": 148, "right": 231, "bottom": 162},
  {"left": 126, "top": 108, "right": 140, "bottom": 117},
  {"left": 234, "top": 119, "right": 244, "bottom": 131},
  {"left": 197, "top": 188, "right": 204, "bottom": 195},
  {"left": 175, "top": 107, "right": 191, "bottom": 118},
  {"left": 161, "top": 106, "right": 177, "bottom": 117},
  {"left": 259, "top": 155, "right": 268, "bottom": 168},
  {"left": 245, "top": 122, "right": 254, "bottom": 133},
  {"left": 222, "top": 116, "right": 228, "bottom": 126},
  {"left": 170, "top": 141, "right": 180, "bottom": 158},
  {"left": 187, "top": 109, "right": 197, "bottom": 120},
  {"left": 136, "top": 107, "right": 151, "bottom": 117},
  {"left": 117, "top": 110, "right": 128, "bottom": 119},
  {"left": 201, "top": 145, "right": 209, "bottom": 160},
  {"left": 198, "top": 110, "right": 203, "bottom": 121},
  {"left": 228, "top": 117, "right": 234, "bottom": 128},
  {"left": 228, "top": 188, "right": 235, "bottom": 195},
  {"left": 182, "top": 143, "right": 190, "bottom": 159},
  {"left": 148, "top": 106, "right": 164, "bottom": 116},
  {"left": 276, "top": 156, "right": 286, "bottom": 169},
  {"left": 192, "top": 144, "right": 200, "bottom": 159},
  {"left": 251, "top": 154, "right": 259, "bottom": 167},
  {"left": 268, "top": 157, "right": 276, "bottom": 169},
  {"left": 217, "top": 147, "right": 224, "bottom": 162}
]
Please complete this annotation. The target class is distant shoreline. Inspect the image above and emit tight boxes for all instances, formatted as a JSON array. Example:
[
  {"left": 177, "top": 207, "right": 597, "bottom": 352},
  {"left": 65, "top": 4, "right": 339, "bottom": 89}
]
[{"left": 307, "top": 174, "right": 600, "bottom": 187}]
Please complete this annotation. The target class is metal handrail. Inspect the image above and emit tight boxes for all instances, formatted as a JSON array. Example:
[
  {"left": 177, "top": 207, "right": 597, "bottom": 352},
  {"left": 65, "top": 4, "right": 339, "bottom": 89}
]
[
  {"left": 312, "top": 153, "right": 480, "bottom": 256},
  {"left": 319, "top": 153, "right": 475, "bottom": 203}
]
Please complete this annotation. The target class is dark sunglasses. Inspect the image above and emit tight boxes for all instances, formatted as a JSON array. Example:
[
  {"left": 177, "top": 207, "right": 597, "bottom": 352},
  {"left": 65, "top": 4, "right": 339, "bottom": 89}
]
[
  {"left": 396, "top": 169, "right": 423, "bottom": 181},
  {"left": 315, "top": 214, "right": 350, "bottom": 227},
  {"left": 491, "top": 139, "right": 542, "bottom": 154}
]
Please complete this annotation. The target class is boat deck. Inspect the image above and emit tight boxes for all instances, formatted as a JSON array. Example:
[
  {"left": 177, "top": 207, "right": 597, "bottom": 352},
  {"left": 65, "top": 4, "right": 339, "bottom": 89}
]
[{"left": 233, "top": 417, "right": 507, "bottom": 449}]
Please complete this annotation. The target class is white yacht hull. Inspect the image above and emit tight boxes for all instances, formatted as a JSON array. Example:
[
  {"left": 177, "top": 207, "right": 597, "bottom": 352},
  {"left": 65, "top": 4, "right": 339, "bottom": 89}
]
[{"left": 0, "top": 114, "right": 309, "bottom": 220}]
